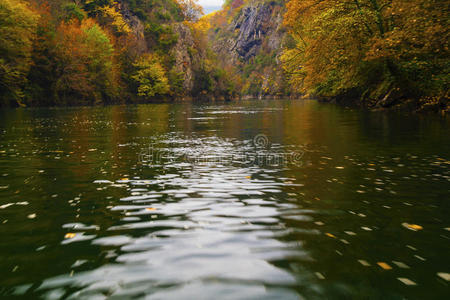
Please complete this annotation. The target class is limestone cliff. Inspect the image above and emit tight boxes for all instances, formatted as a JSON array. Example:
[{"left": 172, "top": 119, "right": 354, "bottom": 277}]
[
  {"left": 171, "top": 23, "right": 196, "bottom": 95},
  {"left": 208, "top": 0, "right": 291, "bottom": 97}
]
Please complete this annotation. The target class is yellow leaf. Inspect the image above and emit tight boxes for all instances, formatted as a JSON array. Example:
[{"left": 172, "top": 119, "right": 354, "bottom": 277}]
[
  {"left": 377, "top": 262, "right": 392, "bottom": 270},
  {"left": 325, "top": 233, "right": 336, "bottom": 238},
  {"left": 146, "top": 207, "right": 156, "bottom": 211},
  {"left": 402, "top": 223, "right": 423, "bottom": 231},
  {"left": 65, "top": 233, "right": 76, "bottom": 239}
]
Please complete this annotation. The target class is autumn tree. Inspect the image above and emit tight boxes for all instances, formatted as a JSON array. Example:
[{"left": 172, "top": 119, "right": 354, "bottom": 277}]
[
  {"left": 0, "top": 0, "right": 39, "bottom": 106},
  {"left": 53, "top": 18, "right": 118, "bottom": 104},
  {"left": 282, "top": 0, "right": 449, "bottom": 106},
  {"left": 131, "top": 54, "right": 170, "bottom": 98}
]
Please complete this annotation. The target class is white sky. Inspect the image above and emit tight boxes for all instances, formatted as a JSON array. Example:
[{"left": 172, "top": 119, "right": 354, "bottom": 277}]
[{"left": 197, "top": 0, "right": 224, "bottom": 7}]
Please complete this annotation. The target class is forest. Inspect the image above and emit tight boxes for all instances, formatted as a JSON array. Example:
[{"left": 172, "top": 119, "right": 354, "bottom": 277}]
[{"left": 0, "top": 0, "right": 448, "bottom": 111}]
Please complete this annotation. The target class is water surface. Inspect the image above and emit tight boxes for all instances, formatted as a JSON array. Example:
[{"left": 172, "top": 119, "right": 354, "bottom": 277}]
[{"left": 0, "top": 100, "right": 449, "bottom": 299}]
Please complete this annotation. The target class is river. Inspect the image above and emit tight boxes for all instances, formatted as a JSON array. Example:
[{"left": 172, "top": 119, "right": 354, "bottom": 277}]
[{"left": 0, "top": 100, "right": 449, "bottom": 299}]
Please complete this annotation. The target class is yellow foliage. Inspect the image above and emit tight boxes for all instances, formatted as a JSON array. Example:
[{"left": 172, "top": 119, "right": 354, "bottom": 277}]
[
  {"left": 131, "top": 54, "right": 170, "bottom": 98},
  {"left": 98, "top": 5, "right": 131, "bottom": 34},
  {"left": 0, "top": 0, "right": 39, "bottom": 104},
  {"left": 283, "top": 0, "right": 449, "bottom": 100}
]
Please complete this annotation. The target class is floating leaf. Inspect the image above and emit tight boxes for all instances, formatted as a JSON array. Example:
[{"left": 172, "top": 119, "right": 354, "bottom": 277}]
[
  {"left": 414, "top": 255, "right": 426, "bottom": 261},
  {"left": 315, "top": 272, "right": 325, "bottom": 279},
  {"left": 398, "top": 278, "right": 417, "bottom": 286},
  {"left": 392, "top": 261, "right": 410, "bottom": 269},
  {"left": 377, "top": 262, "right": 392, "bottom": 270},
  {"left": 145, "top": 207, "right": 156, "bottom": 211},
  {"left": 325, "top": 233, "right": 336, "bottom": 238},
  {"left": 358, "top": 260, "right": 371, "bottom": 267},
  {"left": 406, "top": 245, "right": 417, "bottom": 251},
  {"left": 65, "top": 233, "right": 76, "bottom": 239},
  {"left": 437, "top": 272, "right": 450, "bottom": 281},
  {"left": 402, "top": 223, "right": 423, "bottom": 231}
]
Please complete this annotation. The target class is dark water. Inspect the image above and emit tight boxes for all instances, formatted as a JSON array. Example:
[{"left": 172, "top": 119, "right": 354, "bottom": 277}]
[{"left": 0, "top": 100, "right": 449, "bottom": 299}]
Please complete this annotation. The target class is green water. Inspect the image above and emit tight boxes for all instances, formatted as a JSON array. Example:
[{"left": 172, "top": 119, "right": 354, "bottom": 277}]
[{"left": 0, "top": 100, "right": 449, "bottom": 299}]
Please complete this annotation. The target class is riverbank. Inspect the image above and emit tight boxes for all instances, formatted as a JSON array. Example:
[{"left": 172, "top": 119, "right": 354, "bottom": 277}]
[{"left": 315, "top": 93, "right": 449, "bottom": 114}]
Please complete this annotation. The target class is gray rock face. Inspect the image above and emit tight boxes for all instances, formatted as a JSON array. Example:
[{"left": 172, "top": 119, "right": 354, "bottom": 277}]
[
  {"left": 232, "top": 4, "right": 272, "bottom": 60},
  {"left": 213, "top": 1, "right": 285, "bottom": 63},
  {"left": 117, "top": 1, "right": 147, "bottom": 54},
  {"left": 171, "top": 23, "right": 196, "bottom": 93}
]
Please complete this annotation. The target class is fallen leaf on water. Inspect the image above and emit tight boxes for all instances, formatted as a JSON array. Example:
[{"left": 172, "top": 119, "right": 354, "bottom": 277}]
[
  {"left": 358, "top": 260, "right": 371, "bottom": 267},
  {"left": 398, "top": 278, "right": 416, "bottom": 286},
  {"left": 315, "top": 272, "right": 325, "bottom": 280},
  {"left": 335, "top": 166, "right": 344, "bottom": 169},
  {"left": 65, "top": 233, "right": 76, "bottom": 239},
  {"left": 437, "top": 272, "right": 450, "bottom": 281},
  {"left": 402, "top": 223, "right": 423, "bottom": 231},
  {"left": 377, "top": 262, "right": 392, "bottom": 270},
  {"left": 245, "top": 176, "right": 251, "bottom": 179},
  {"left": 145, "top": 207, "right": 156, "bottom": 211},
  {"left": 325, "top": 233, "right": 336, "bottom": 238},
  {"left": 414, "top": 255, "right": 426, "bottom": 261},
  {"left": 0, "top": 203, "right": 14, "bottom": 209},
  {"left": 392, "top": 261, "right": 410, "bottom": 269}
]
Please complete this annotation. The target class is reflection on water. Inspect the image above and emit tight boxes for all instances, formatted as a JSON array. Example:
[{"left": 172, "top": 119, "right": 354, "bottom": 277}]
[{"left": 0, "top": 100, "right": 449, "bottom": 299}]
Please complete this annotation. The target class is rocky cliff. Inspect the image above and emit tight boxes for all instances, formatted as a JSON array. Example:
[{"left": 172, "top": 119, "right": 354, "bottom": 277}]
[
  {"left": 208, "top": 0, "right": 291, "bottom": 97},
  {"left": 117, "top": 1, "right": 147, "bottom": 55},
  {"left": 213, "top": 1, "right": 284, "bottom": 63},
  {"left": 115, "top": 0, "right": 202, "bottom": 98},
  {"left": 114, "top": 0, "right": 289, "bottom": 99},
  {"left": 171, "top": 23, "right": 197, "bottom": 95}
]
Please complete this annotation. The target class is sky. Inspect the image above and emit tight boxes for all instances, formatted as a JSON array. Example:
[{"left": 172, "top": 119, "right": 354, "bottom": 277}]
[{"left": 198, "top": 0, "right": 224, "bottom": 14}]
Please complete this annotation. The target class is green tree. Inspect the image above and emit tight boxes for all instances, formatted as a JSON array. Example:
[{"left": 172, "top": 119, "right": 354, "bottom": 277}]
[
  {"left": 0, "top": 0, "right": 39, "bottom": 106},
  {"left": 131, "top": 54, "right": 170, "bottom": 98}
]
